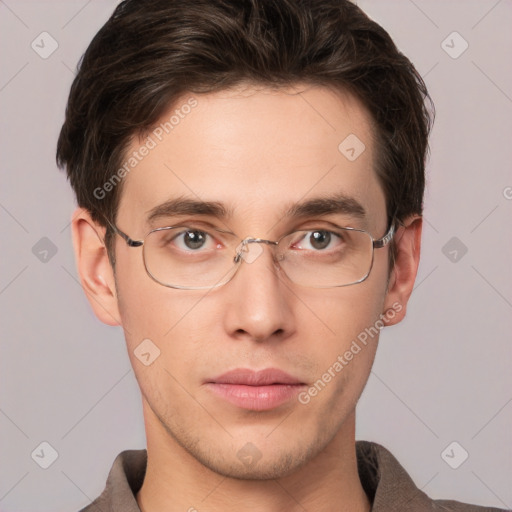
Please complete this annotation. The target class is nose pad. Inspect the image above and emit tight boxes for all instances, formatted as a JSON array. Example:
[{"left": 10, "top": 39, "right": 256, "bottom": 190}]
[{"left": 235, "top": 240, "right": 264, "bottom": 264}]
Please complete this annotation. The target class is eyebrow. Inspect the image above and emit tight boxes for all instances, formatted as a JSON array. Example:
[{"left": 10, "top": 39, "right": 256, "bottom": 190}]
[
  {"left": 146, "top": 197, "right": 232, "bottom": 225},
  {"left": 146, "top": 193, "right": 366, "bottom": 225},
  {"left": 285, "top": 194, "right": 366, "bottom": 220}
]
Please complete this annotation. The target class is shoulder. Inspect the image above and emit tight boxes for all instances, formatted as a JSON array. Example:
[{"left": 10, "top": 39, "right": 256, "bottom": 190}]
[
  {"left": 76, "top": 449, "right": 147, "bottom": 511},
  {"left": 355, "top": 441, "right": 508, "bottom": 512}
]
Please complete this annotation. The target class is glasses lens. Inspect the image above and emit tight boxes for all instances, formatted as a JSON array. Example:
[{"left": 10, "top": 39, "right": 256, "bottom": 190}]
[
  {"left": 142, "top": 226, "right": 374, "bottom": 289},
  {"left": 143, "top": 227, "right": 238, "bottom": 289},
  {"left": 278, "top": 227, "right": 374, "bottom": 287}
]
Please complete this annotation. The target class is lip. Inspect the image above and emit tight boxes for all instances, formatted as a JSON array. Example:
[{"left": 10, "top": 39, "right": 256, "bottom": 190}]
[{"left": 205, "top": 368, "right": 306, "bottom": 411}]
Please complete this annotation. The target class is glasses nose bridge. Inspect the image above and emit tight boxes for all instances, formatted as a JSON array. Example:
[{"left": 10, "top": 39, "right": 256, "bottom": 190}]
[{"left": 233, "top": 237, "right": 279, "bottom": 264}]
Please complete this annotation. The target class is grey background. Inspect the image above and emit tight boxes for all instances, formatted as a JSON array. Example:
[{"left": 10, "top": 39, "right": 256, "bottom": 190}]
[{"left": 0, "top": 0, "right": 511, "bottom": 510}]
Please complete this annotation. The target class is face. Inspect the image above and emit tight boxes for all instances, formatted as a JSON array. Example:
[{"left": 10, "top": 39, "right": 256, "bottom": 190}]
[{"left": 81, "top": 84, "right": 410, "bottom": 479}]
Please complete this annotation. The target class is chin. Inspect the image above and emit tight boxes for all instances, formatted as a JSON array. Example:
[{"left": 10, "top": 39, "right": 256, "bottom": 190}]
[{"left": 204, "top": 450, "right": 307, "bottom": 481}]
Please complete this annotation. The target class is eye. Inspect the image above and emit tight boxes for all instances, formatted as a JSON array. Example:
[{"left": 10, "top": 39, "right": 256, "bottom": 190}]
[
  {"left": 291, "top": 230, "right": 343, "bottom": 251},
  {"left": 170, "top": 229, "right": 217, "bottom": 252}
]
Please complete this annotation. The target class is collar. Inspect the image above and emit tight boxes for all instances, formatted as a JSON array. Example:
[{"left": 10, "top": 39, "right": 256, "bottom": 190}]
[{"left": 80, "top": 441, "right": 499, "bottom": 511}]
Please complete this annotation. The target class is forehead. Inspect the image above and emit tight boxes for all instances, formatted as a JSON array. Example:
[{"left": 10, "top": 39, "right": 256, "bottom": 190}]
[{"left": 117, "top": 83, "right": 386, "bottom": 234}]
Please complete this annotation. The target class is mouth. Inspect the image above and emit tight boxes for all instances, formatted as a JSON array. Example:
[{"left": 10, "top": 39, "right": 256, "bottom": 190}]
[{"left": 205, "top": 368, "right": 307, "bottom": 411}]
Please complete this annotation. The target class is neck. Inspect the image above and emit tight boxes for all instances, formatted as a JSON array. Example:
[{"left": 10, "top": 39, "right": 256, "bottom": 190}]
[{"left": 136, "top": 403, "right": 370, "bottom": 512}]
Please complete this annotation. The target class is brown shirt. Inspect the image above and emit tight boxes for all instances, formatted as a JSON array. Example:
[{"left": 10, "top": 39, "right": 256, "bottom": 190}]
[{"left": 78, "top": 441, "right": 507, "bottom": 511}]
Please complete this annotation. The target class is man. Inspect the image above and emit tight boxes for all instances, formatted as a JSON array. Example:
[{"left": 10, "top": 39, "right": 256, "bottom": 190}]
[{"left": 56, "top": 0, "right": 506, "bottom": 510}]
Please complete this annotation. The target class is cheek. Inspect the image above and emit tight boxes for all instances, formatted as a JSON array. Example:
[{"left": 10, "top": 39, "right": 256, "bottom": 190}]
[
  {"left": 302, "top": 276, "right": 386, "bottom": 344},
  {"left": 114, "top": 252, "right": 195, "bottom": 351},
  {"left": 297, "top": 279, "right": 385, "bottom": 398},
  {"left": 114, "top": 255, "right": 217, "bottom": 387}
]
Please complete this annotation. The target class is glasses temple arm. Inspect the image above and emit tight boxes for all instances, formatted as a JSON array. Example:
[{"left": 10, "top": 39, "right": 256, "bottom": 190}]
[
  {"left": 373, "top": 221, "right": 395, "bottom": 249},
  {"left": 105, "top": 219, "right": 144, "bottom": 247}
]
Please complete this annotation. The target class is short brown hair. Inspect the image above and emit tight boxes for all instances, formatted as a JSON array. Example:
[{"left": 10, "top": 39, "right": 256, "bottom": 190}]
[{"left": 57, "top": 0, "right": 434, "bottom": 262}]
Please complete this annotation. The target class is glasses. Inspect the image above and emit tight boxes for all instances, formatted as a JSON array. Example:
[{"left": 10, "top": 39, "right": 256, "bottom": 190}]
[{"left": 108, "top": 220, "right": 395, "bottom": 290}]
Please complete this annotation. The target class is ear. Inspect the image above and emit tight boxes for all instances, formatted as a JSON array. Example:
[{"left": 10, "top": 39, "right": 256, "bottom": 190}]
[
  {"left": 382, "top": 216, "right": 422, "bottom": 326},
  {"left": 71, "top": 207, "right": 121, "bottom": 326}
]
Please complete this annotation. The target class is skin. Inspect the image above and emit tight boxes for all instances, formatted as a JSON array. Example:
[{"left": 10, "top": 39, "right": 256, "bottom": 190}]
[{"left": 72, "top": 83, "right": 422, "bottom": 512}]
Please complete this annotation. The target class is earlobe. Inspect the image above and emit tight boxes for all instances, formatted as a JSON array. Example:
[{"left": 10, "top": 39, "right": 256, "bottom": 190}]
[
  {"left": 382, "top": 216, "right": 422, "bottom": 327},
  {"left": 71, "top": 208, "right": 121, "bottom": 326}
]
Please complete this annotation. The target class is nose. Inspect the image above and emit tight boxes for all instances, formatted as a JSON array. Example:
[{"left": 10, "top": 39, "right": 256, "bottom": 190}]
[{"left": 222, "top": 241, "right": 296, "bottom": 343}]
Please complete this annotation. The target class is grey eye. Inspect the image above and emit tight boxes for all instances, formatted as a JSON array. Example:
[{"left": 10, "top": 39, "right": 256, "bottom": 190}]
[
  {"left": 309, "top": 231, "right": 331, "bottom": 250},
  {"left": 181, "top": 230, "right": 207, "bottom": 250}
]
